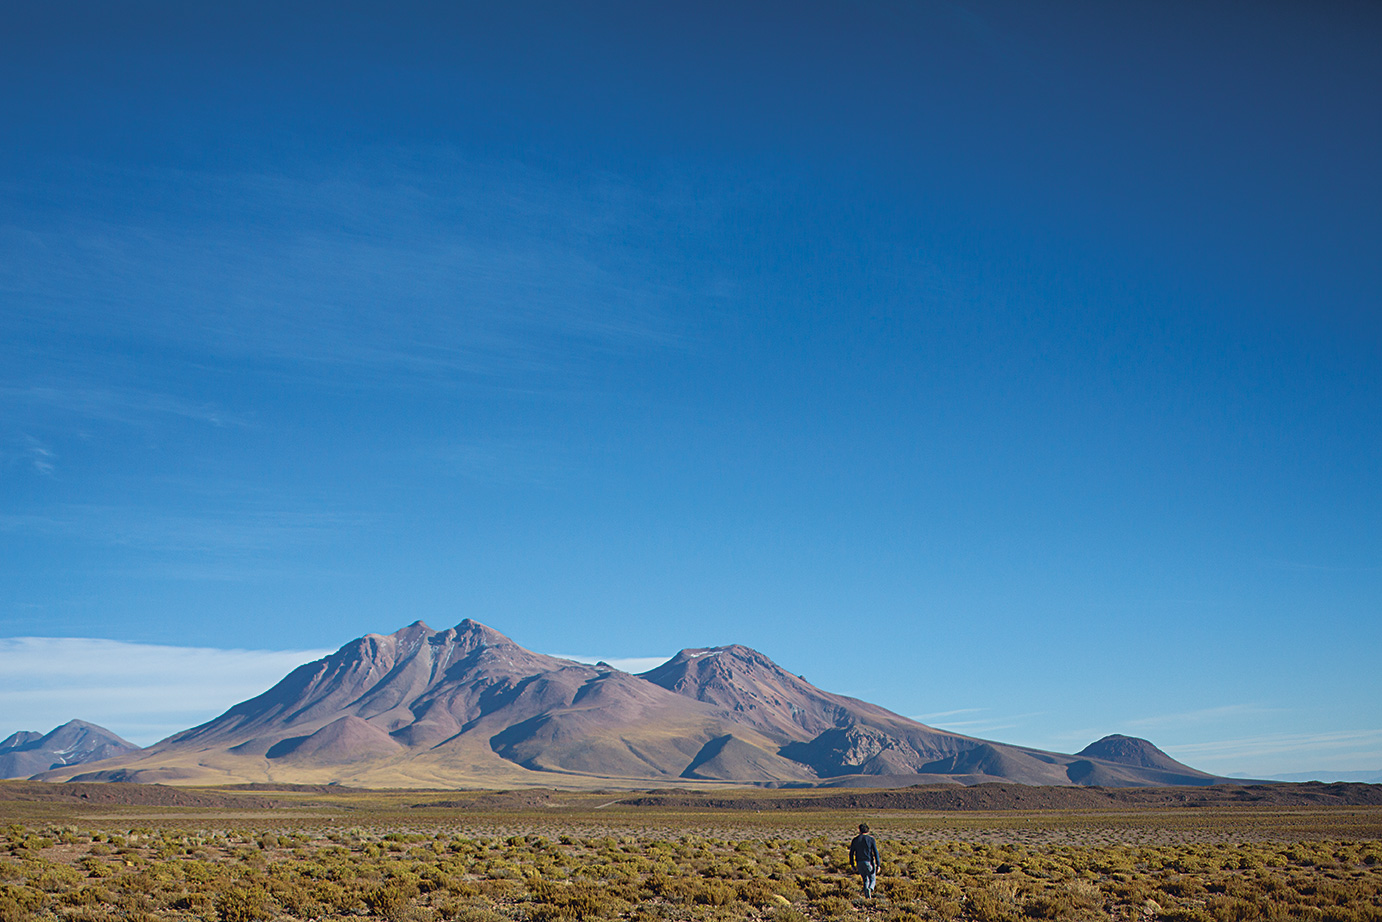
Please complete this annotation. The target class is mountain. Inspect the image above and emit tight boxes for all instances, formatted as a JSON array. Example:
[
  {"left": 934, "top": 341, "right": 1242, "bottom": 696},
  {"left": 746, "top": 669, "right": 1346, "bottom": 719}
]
[
  {"left": 39, "top": 620, "right": 1232, "bottom": 789},
  {"left": 640, "top": 644, "right": 975, "bottom": 777},
  {"left": 0, "top": 720, "right": 141, "bottom": 779},
  {"left": 1078, "top": 734, "right": 1192, "bottom": 771},
  {"left": 1065, "top": 734, "right": 1221, "bottom": 786}
]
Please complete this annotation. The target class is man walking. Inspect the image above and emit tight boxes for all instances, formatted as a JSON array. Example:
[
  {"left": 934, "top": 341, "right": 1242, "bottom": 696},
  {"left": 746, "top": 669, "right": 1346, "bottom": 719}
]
[{"left": 848, "top": 822, "right": 880, "bottom": 898}]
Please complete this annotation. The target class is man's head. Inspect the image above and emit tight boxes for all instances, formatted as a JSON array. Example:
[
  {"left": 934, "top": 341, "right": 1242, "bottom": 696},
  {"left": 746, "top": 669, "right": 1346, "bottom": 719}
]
[{"left": 858, "top": 823, "right": 869, "bottom": 834}]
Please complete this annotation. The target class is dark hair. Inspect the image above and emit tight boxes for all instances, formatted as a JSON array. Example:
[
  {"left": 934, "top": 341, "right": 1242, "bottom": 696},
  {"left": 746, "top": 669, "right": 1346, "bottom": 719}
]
[{"left": 858, "top": 823, "right": 869, "bottom": 833}]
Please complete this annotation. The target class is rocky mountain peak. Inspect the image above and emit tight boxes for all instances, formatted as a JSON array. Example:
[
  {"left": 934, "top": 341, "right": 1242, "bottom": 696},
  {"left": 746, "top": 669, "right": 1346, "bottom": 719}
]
[
  {"left": 447, "top": 618, "right": 517, "bottom": 651},
  {"left": 640, "top": 643, "right": 861, "bottom": 740},
  {"left": 0, "top": 731, "right": 43, "bottom": 752},
  {"left": 1077, "top": 734, "right": 1183, "bottom": 770},
  {"left": 642, "top": 644, "right": 791, "bottom": 686},
  {"left": 0, "top": 720, "right": 140, "bottom": 780}
]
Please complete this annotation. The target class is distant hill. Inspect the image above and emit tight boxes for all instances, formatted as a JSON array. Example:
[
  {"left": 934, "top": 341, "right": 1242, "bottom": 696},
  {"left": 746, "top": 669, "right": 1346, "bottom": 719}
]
[
  {"left": 38, "top": 620, "right": 1238, "bottom": 789},
  {"left": 1063, "top": 734, "right": 1223, "bottom": 786},
  {"left": 0, "top": 720, "right": 140, "bottom": 779},
  {"left": 1251, "top": 770, "right": 1382, "bottom": 784}
]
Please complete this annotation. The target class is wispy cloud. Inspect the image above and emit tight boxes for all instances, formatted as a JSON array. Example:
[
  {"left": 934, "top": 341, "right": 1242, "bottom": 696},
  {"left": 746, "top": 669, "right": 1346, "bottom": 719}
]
[
  {"left": 912, "top": 708, "right": 984, "bottom": 722},
  {"left": 3, "top": 153, "right": 706, "bottom": 395},
  {"left": 21, "top": 436, "right": 54, "bottom": 476},
  {"left": 552, "top": 653, "right": 670, "bottom": 674},
  {"left": 0, "top": 503, "right": 354, "bottom": 559},
  {"left": 0, "top": 637, "right": 332, "bottom": 747},
  {"left": 1161, "top": 728, "right": 1382, "bottom": 776},
  {"left": 911, "top": 708, "right": 1047, "bottom": 735},
  {"left": 0, "top": 385, "right": 240, "bottom": 430},
  {"left": 1125, "top": 703, "right": 1285, "bottom": 730}
]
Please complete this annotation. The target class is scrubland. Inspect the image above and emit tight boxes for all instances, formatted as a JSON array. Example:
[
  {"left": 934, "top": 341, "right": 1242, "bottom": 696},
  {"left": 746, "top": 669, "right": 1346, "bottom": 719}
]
[{"left": 1, "top": 785, "right": 1379, "bottom": 922}]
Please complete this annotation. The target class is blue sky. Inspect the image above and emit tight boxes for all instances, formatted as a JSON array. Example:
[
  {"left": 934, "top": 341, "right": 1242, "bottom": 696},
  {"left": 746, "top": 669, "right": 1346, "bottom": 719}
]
[{"left": 2, "top": 1, "right": 1379, "bottom": 778}]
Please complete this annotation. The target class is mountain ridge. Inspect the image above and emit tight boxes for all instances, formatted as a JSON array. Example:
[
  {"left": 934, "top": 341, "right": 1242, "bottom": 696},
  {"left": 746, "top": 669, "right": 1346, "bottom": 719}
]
[{"left": 34, "top": 620, "right": 1230, "bottom": 789}]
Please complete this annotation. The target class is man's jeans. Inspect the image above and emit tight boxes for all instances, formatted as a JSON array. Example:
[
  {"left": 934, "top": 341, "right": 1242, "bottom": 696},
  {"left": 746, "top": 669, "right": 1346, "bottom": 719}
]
[{"left": 858, "top": 862, "right": 877, "bottom": 897}]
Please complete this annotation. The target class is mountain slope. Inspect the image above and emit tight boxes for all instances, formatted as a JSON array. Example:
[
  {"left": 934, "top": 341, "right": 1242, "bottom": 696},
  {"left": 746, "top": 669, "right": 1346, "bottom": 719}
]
[
  {"left": 644, "top": 645, "right": 985, "bottom": 777},
  {"left": 39, "top": 620, "right": 1232, "bottom": 789},
  {"left": 49, "top": 621, "right": 777, "bottom": 787}
]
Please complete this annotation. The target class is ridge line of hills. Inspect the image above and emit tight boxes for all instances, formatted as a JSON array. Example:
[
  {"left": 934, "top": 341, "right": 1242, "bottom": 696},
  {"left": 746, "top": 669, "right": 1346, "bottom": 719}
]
[{"left": 18, "top": 620, "right": 1245, "bottom": 788}]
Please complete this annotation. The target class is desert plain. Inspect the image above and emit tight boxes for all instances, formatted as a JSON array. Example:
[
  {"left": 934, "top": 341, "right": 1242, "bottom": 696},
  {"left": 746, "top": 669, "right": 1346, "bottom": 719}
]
[{"left": 2, "top": 781, "right": 1380, "bottom": 922}]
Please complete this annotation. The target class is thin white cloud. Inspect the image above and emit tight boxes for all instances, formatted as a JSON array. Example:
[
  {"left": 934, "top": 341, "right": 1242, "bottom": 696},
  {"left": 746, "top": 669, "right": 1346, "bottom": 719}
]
[
  {"left": 0, "top": 638, "right": 332, "bottom": 747},
  {"left": 0, "top": 504, "right": 355, "bottom": 559},
  {"left": 911, "top": 708, "right": 1047, "bottom": 736},
  {"left": 0, "top": 436, "right": 56, "bottom": 478},
  {"left": 1159, "top": 729, "right": 1382, "bottom": 777},
  {"left": 0, "top": 385, "right": 239, "bottom": 429},
  {"left": 551, "top": 653, "right": 670, "bottom": 674},
  {"left": 1164, "top": 728, "right": 1382, "bottom": 760},
  {"left": 3, "top": 155, "right": 700, "bottom": 394},
  {"left": 912, "top": 708, "right": 983, "bottom": 722},
  {"left": 1125, "top": 703, "right": 1284, "bottom": 729},
  {"left": 25, "top": 436, "right": 54, "bottom": 476}
]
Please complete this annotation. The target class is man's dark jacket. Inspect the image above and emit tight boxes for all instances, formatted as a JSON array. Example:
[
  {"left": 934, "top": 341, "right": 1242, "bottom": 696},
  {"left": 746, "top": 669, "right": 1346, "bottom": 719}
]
[{"left": 849, "top": 833, "right": 879, "bottom": 871}]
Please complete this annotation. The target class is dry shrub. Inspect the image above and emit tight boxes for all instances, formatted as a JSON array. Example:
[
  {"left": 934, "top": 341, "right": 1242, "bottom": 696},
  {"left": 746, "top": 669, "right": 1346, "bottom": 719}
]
[
  {"left": 33, "top": 865, "right": 83, "bottom": 892},
  {"left": 55, "top": 907, "right": 118, "bottom": 922},
  {"left": 884, "top": 910, "right": 924, "bottom": 922},
  {"left": 1018, "top": 878, "right": 1105, "bottom": 919},
  {"left": 169, "top": 891, "right": 215, "bottom": 915},
  {"left": 931, "top": 898, "right": 964, "bottom": 921},
  {"left": 365, "top": 880, "right": 420, "bottom": 922},
  {"left": 309, "top": 880, "right": 356, "bottom": 914},
  {"left": 59, "top": 887, "right": 110, "bottom": 908},
  {"left": 436, "top": 899, "right": 504, "bottom": 922},
  {"left": 965, "top": 883, "right": 1021, "bottom": 922},
  {"left": 528, "top": 879, "right": 617, "bottom": 921},
  {"left": 0, "top": 885, "right": 42, "bottom": 920},
  {"left": 732, "top": 878, "right": 782, "bottom": 908},
  {"left": 1157, "top": 909, "right": 1212, "bottom": 922},
  {"left": 689, "top": 880, "right": 737, "bottom": 906},
  {"left": 809, "top": 895, "right": 850, "bottom": 917},
  {"left": 215, "top": 886, "right": 274, "bottom": 922},
  {"left": 0, "top": 900, "right": 32, "bottom": 922},
  {"left": 270, "top": 880, "right": 322, "bottom": 918},
  {"left": 881, "top": 877, "right": 918, "bottom": 902},
  {"left": 476, "top": 879, "right": 522, "bottom": 901}
]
